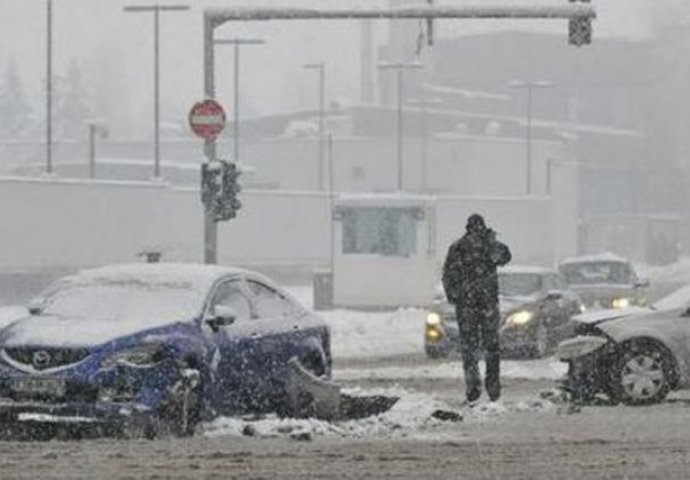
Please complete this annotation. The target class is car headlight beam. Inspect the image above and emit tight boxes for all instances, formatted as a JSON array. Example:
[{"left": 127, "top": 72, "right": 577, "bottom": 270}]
[
  {"left": 505, "top": 310, "right": 534, "bottom": 326},
  {"left": 426, "top": 312, "right": 442, "bottom": 326},
  {"left": 612, "top": 297, "right": 631, "bottom": 309}
]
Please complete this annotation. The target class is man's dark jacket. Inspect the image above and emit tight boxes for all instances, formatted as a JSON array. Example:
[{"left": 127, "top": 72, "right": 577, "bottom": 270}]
[{"left": 442, "top": 228, "right": 512, "bottom": 306}]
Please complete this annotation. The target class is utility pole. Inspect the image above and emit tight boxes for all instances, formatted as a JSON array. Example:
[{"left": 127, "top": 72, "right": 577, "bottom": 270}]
[
  {"left": 509, "top": 80, "right": 554, "bottom": 195},
  {"left": 123, "top": 4, "right": 190, "bottom": 179},
  {"left": 407, "top": 97, "right": 442, "bottom": 193},
  {"left": 45, "top": 0, "right": 53, "bottom": 174},
  {"left": 86, "top": 121, "right": 108, "bottom": 179},
  {"left": 303, "top": 62, "right": 326, "bottom": 190},
  {"left": 214, "top": 38, "right": 264, "bottom": 162},
  {"left": 378, "top": 61, "right": 423, "bottom": 191}
]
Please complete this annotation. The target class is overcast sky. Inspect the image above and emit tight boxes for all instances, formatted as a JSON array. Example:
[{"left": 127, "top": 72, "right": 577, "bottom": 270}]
[{"left": 0, "top": 0, "right": 659, "bottom": 136}]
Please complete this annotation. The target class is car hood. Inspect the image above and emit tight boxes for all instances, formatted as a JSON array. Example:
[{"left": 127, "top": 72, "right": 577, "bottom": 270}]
[
  {"left": 596, "top": 307, "right": 689, "bottom": 341},
  {"left": 0, "top": 313, "right": 194, "bottom": 348},
  {"left": 434, "top": 295, "right": 536, "bottom": 320},
  {"left": 572, "top": 306, "right": 650, "bottom": 326},
  {"left": 500, "top": 295, "right": 537, "bottom": 314}
]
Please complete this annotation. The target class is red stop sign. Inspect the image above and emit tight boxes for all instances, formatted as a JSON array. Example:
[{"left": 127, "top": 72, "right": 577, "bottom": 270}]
[{"left": 188, "top": 99, "right": 226, "bottom": 140}]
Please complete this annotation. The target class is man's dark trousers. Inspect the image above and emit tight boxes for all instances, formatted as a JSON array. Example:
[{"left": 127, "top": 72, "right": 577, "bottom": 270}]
[{"left": 456, "top": 299, "right": 501, "bottom": 401}]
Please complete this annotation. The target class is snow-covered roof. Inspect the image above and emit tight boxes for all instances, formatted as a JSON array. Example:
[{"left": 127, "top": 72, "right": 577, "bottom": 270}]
[
  {"left": 558, "top": 252, "right": 630, "bottom": 266},
  {"left": 499, "top": 265, "right": 555, "bottom": 275},
  {"left": 59, "top": 263, "right": 253, "bottom": 294}
]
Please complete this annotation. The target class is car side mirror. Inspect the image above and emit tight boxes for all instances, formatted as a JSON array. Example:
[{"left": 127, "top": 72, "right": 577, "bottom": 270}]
[
  {"left": 635, "top": 277, "right": 650, "bottom": 288},
  {"left": 27, "top": 300, "right": 42, "bottom": 315},
  {"left": 205, "top": 305, "right": 236, "bottom": 332}
]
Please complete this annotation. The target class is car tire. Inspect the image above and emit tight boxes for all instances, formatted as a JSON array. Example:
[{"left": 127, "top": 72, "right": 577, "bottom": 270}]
[{"left": 609, "top": 341, "right": 673, "bottom": 405}]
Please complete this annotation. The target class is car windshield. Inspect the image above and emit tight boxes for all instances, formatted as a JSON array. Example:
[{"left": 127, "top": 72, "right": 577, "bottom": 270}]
[
  {"left": 560, "top": 261, "right": 633, "bottom": 286},
  {"left": 36, "top": 280, "right": 204, "bottom": 323},
  {"left": 498, "top": 273, "right": 542, "bottom": 297}
]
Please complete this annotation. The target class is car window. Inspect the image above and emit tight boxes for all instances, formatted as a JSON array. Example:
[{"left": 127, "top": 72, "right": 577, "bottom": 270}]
[
  {"left": 246, "top": 280, "right": 300, "bottom": 318},
  {"left": 498, "top": 273, "right": 542, "bottom": 297},
  {"left": 210, "top": 279, "right": 251, "bottom": 323}
]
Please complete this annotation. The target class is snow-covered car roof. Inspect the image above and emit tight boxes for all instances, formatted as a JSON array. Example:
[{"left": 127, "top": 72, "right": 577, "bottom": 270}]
[
  {"left": 558, "top": 252, "right": 630, "bottom": 266},
  {"left": 54, "top": 263, "right": 259, "bottom": 295},
  {"left": 498, "top": 265, "right": 555, "bottom": 275}
]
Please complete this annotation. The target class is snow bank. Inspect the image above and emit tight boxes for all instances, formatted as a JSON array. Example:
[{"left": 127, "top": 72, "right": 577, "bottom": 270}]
[
  {"left": 203, "top": 385, "right": 557, "bottom": 441},
  {"left": 334, "top": 358, "right": 567, "bottom": 382}
]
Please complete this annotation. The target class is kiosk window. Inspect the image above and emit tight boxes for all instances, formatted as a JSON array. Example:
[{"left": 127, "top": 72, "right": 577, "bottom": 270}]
[{"left": 342, "top": 207, "right": 417, "bottom": 257}]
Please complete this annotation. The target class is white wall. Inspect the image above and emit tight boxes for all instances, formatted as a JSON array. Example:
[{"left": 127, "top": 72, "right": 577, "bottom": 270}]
[
  {"left": 0, "top": 177, "right": 331, "bottom": 271},
  {"left": 0, "top": 176, "right": 577, "bottom": 307}
]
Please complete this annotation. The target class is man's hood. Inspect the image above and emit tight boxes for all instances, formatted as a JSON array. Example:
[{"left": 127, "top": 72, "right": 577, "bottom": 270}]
[{"left": 0, "top": 313, "right": 192, "bottom": 348}]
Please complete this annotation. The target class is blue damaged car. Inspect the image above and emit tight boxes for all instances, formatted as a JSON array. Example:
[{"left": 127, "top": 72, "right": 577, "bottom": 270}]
[{"left": 0, "top": 263, "right": 331, "bottom": 438}]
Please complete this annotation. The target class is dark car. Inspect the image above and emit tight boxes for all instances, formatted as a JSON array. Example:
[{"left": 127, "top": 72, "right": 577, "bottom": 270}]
[
  {"left": 557, "top": 283, "right": 690, "bottom": 405},
  {"left": 557, "top": 253, "right": 649, "bottom": 310},
  {"left": 0, "top": 263, "right": 331, "bottom": 438},
  {"left": 425, "top": 266, "right": 583, "bottom": 359}
]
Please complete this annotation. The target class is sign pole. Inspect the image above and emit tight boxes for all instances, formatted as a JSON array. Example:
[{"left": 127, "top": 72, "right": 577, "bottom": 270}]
[{"left": 203, "top": 13, "right": 217, "bottom": 265}]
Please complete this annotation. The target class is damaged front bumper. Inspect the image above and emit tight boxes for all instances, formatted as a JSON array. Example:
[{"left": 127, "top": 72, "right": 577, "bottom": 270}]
[{"left": 556, "top": 335, "right": 615, "bottom": 403}]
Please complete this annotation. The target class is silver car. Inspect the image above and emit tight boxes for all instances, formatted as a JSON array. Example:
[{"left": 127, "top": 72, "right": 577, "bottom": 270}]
[
  {"left": 558, "top": 253, "right": 649, "bottom": 310},
  {"left": 557, "top": 283, "right": 690, "bottom": 405},
  {"left": 425, "top": 266, "right": 582, "bottom": 359}
]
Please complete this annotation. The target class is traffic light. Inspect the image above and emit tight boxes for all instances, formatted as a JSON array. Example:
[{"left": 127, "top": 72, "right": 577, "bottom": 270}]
[
  {"left": 217, "top": 161, "right": 242, "bottom": 221},
  {"left": 201, "top": 161, "right": 222, "bottom": 210},
  {"left": 201, "top": 160, "right": 242, "bottom": 222},
  {"left": 568, "top": 0, "right": 592, "bottom": 47}
]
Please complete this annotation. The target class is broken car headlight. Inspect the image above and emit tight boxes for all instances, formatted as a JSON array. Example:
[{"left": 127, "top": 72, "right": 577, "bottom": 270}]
[
  {"left": 101, "top": 344, "right": 165, "bottom": 369},
  {"left": 505, "top": 310, "right": 534, "bottom": 326},
  {"left": 556, "top": 335, "right": 608, "bottom": 361}
]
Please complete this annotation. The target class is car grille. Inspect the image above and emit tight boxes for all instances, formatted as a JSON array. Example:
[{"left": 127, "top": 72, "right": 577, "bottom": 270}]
[{"left": 3, "top": 347, "right": 91, "bottom": 371}]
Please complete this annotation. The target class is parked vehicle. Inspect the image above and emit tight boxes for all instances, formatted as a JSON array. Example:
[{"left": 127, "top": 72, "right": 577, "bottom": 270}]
[
  {"left": 425, "top": 266, "right": 583, "bottom": 359},
  {"left": 0, "top": 263, "right": 331, "bottom": 438},
  {"left": 557, "top": 283, "right": 690, "bottom": 405},
  {"left": 557, "top": 253, "right": 649, "bottom": 310}
]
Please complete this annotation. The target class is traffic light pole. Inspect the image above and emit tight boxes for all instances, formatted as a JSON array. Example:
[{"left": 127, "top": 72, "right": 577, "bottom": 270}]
[
  {"left": 200, "top": 3, "right": 595, "bottom": 264},
  {"left": 203, "top": 14, "right": 218, "bottom": 264}
]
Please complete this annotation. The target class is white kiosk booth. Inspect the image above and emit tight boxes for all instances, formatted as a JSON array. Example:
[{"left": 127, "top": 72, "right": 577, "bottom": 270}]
[{"left": 331, "top": 194, "right": 438, "bottom": 309}]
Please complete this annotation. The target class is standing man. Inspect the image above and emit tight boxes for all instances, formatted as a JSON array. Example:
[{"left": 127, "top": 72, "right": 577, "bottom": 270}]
[{"left": 442, "top": 214, "right": 512, "bottom": 404}]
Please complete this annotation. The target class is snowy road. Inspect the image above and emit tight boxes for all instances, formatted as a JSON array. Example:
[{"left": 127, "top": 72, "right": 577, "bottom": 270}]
[{"left": 3, "top": 286, "right": 690, "bottom": 478}]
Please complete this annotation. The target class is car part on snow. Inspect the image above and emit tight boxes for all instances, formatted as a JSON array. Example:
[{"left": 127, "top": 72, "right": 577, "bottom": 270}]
[
  {"left": 285, "top": 357, "right": 400, "bottom": 421},
  {"left": 286, "top": 357, "right": 341, "bottom": 420}
]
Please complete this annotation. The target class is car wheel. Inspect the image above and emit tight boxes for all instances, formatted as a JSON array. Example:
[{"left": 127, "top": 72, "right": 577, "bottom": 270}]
[{"left": 610, "top": 341, "right": 672, "bottom": 405}]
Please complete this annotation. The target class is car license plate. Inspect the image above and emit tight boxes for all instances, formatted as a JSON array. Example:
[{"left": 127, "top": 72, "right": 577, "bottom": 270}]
[{"left": 11, "top": 377, "right": 66, "bottom": 396}]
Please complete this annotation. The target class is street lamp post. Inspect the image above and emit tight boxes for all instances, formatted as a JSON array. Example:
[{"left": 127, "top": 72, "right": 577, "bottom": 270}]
[
  {"left": 509, "top": 79, "right": 554, "bottom": 195},
  {"left": 214, "top": 38, "right": 264, "bottom": 162},
  {"left": 303, "top": 62, "right": 326, "bottom": 190},
  {"left": 46, "top": 0, "right": 53, "bottom": 175},
  {"left": 378, "top": 62, "right": 423, "bottom": 191},
  {"left": 406, "top": 97, "right": 442, "bottom": 193},
  {"left": 86, "top": 121, "right": 108, "bottom": 179},
  {"left": 123, "top": 4, "right": 190, "bottom": 179}
]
